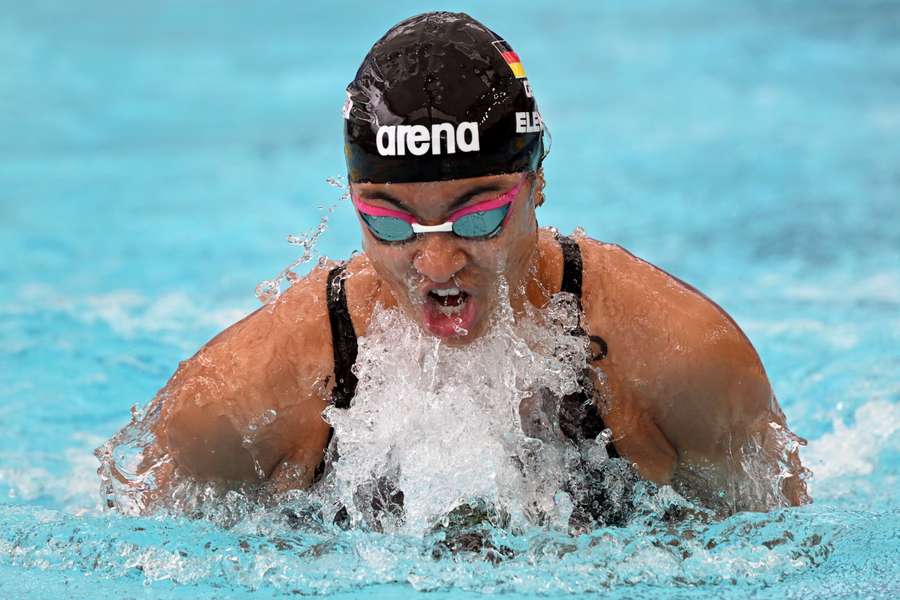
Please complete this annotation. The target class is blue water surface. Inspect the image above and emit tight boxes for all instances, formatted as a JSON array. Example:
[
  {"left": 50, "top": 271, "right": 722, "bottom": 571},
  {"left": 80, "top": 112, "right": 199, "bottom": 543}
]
[{"left": 1, "top": 0, "right": 899, "bottom": 598}]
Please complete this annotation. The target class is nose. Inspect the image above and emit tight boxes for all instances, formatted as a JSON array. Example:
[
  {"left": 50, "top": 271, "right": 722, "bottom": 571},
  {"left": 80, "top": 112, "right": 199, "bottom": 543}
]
[{"left": 412, "top": 234, "right": 467, "bottom": 283}]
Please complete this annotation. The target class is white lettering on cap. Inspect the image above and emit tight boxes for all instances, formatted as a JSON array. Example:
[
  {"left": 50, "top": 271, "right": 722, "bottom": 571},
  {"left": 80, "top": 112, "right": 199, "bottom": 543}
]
[
  {"left": 430, "top": 123, "right": 455, "bottom": 154},
  {"left": 375, "top": 122, "right": 480, "bottom": 156},
  {"left": 456, "top": 122, "right": 479, "bottom": 152},
  {"left": 515, "top": 111, "right": 542, "bottom": 134},
  {"left": 407, "top": 125, "right": 430, "bottom": 156},
  {"left": 376, "top": 125, "right": 395, "bottom": 155}
]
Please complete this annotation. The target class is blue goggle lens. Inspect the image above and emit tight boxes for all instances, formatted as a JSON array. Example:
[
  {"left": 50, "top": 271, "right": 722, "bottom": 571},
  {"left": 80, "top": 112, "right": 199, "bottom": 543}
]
[{"left": 359, "top": 203, "right": 511, "bottom": 243}]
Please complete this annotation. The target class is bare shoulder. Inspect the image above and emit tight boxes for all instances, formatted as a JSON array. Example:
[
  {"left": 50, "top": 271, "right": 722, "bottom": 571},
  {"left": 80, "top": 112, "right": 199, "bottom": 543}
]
[
  {"left": 154, "top": 266, "right": 339, "bottom": 483},
  {"left": 185, "top": 264, "right": 336, "bottom": 405},
  {"left": 213, "top": 265, "right": 335, "bottom": 380},
  {"left": 575, "top": 237, "right": 809, "bottom": 507},
  {"left": 575, "top": 237, "right": 773, "bottom": 450},
  {"left": 340, "top": 251, "right": 395, "bottom": 337},
  {"left": 578, "top": 237, "right": 752, "bottom": 343}
]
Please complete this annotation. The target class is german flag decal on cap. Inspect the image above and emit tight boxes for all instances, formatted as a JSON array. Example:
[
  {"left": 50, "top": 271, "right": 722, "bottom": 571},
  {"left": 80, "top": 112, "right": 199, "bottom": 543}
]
[{"left": 492, "top": 40, "right": 527, "bottom": 79}]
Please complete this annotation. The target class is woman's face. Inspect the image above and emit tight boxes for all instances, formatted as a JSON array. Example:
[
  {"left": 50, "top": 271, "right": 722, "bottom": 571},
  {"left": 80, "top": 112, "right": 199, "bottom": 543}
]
[{"left": 351, "top": 171, "right": 541, "bottom": 344}]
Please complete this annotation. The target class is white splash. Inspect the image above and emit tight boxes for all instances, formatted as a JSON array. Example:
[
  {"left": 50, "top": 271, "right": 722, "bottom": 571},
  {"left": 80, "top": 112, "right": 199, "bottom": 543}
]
[
  {"left": 0, "top": 433, "right": 105, "bottom": 515},
  {"left": 84, "top": 291, "right": 248, "bottom": 337},
  {"left": 805, "top": 400, "right": 900, "bottom": 487},
  {"left": 318, "top": 291, "right": 594, "bottom": 534},
  {"left": 9, "top": 284, "right": 247, "bottom": 339},
  {"left": 256, "top": 176, "right": 348, "bottom": 304}
]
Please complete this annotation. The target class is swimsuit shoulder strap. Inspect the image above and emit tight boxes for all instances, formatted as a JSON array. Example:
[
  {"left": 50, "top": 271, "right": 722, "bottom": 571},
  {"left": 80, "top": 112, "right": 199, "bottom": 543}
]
[
  {"left": 558, "top": 234, "right": 584, "bottom": 299},
  {"left": 315, "top": 264, "right": 358, "bottom": 483},
  {"left": 555, "top": 235, "right": 619, "bottom": 458},
  {"left": 326, "top": 264, "right": 358, "bottom": 409},
  {"left": 557, "top": 234, "right": 608, "bottom": 361}
]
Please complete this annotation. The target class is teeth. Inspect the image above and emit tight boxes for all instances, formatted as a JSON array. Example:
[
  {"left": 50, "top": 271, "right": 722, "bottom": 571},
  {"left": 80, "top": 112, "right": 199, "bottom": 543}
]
[
  {"left": 438, "top": 303, "right": 465, "bottom": 315},
  {"left": 432, "top": 287, "right": 460, "bottom": 297}
]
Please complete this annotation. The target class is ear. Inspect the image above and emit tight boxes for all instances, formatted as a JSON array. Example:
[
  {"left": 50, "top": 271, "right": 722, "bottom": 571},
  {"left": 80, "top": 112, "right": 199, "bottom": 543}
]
[{"left": 533, "top": 168, "right": 546, "bottom": 208}]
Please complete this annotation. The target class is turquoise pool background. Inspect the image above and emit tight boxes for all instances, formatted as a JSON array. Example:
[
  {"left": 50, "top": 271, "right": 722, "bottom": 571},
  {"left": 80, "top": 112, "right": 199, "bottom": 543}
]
[{"left": 1, "top": 0, "right": 898, "bottom": 598}]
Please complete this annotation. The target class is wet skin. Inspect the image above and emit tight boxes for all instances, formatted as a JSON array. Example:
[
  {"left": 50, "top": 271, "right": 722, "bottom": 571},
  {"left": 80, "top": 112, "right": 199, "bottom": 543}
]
[
  {"left": 139, "top": 171, "right": 809, "bottom": 513},
  {"left": 352, "top": 172, "right": 543, "bottom": 343}
]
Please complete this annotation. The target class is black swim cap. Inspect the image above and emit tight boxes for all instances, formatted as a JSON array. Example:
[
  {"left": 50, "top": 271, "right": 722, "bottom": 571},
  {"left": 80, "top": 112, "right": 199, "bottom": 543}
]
[{"left": 343, "top": 12, "right": 545, "bottom": 184}]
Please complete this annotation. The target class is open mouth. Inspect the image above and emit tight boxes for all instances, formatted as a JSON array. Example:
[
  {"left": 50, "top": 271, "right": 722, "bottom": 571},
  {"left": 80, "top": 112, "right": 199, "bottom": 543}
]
[
  {"left": 422, "top": 286, "right": 477, "bottom": 338},
  {"left": 427, "top": 287, "right": 470, "bottom": 315}
]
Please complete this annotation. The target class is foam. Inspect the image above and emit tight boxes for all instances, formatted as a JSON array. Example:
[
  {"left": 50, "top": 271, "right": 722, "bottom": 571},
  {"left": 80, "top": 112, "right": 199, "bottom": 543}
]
[
  {"left": 316, "top": 291, "right": 595, "bottom": 534},
  {"left": 83, "top": 291, "right": 247, "bottom": 337},
  {"left": 741, "top": 318, "right": 860, "bottom": 350},
  {"left": 804, "top": 400, "right": 900, "bottom": 490},
  {"left": 0, "top": 432, "right": 104, "bottom": 515},
  {"left": 783, "top": 272, "right": 900, "bottom": 305},
  {"left": 9, "top": 283, "right": 247, "bottom": 338}
]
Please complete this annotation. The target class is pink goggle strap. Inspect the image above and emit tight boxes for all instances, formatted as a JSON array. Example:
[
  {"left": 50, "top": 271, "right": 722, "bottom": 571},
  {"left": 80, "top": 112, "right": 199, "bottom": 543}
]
[
  {"left": 352, "top": 177, "right": 528, "bottom": 226},
  {"left": 446, "top": 180, "right": 524, "bottom": 222},
  {"left": 351, "top": 196, "right": 417, "bottom": 223}
]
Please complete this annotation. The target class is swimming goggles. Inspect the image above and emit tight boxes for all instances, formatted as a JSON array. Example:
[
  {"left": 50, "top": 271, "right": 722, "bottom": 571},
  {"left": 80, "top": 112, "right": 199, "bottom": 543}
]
[{"left": 352, "top": 179, "right": 527, "bottom": 243}]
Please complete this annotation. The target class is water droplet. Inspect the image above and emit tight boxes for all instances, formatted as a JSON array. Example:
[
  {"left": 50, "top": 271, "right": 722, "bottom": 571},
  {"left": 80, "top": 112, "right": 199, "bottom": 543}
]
[{"left": 255, "top": 279, "right": 280, "bottom": 304}]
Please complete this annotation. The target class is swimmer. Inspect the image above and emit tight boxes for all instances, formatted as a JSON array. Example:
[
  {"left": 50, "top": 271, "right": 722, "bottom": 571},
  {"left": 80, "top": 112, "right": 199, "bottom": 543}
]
[{"left": 107, "top": 12, "right": 809, "bottom": 518}]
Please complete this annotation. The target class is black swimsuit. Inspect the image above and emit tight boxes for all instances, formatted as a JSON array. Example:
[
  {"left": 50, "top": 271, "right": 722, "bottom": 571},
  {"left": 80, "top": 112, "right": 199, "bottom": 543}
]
[
  {"left": 316, "top": 235, "right": 619, "bottom": 484},
  {"left": 554, "top": 234, "right": 618, "bottom": 456}
]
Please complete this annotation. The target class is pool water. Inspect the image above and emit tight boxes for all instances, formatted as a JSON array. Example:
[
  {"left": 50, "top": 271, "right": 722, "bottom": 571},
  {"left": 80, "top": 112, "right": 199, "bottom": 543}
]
[{"left": 1, "top": 0, "right": 899, "bottom": 598}]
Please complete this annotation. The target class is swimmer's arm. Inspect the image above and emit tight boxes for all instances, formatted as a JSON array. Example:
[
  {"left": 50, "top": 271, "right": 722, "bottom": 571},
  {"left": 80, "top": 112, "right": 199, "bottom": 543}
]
[
  {"left": 653, "top": 321, "right": 811, "bottom": 513},
  {"left": 124, "top": 271, "right": 334, "bottom": 510}
]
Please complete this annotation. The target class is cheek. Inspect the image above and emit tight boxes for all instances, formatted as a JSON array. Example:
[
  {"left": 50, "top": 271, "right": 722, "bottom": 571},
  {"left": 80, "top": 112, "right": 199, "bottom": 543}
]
[
  {"left": 362, "top": 234, "right": 418, "bottom": 291},
  {"left": 488, "top": 206, "right": 538, "bottom": 270},
  {"left": 505, "top": 232, "right": 539, "bottom": 280}
]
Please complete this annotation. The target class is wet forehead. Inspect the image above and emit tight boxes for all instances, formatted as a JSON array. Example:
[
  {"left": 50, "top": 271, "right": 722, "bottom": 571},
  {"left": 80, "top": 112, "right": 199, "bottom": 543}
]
[{"left": 353, "top": 173, "right": 523, "bottom": 218}]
